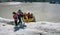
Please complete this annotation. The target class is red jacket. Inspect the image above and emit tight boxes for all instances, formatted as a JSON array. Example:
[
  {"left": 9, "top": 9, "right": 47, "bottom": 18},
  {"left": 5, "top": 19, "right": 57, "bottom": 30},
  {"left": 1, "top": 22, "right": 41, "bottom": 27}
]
[
  {"left": 13, "top": 14, "right": 17, "bottom": 19},
  {"left": 27, "top": 14, "right": 32, "bottom": 17}
]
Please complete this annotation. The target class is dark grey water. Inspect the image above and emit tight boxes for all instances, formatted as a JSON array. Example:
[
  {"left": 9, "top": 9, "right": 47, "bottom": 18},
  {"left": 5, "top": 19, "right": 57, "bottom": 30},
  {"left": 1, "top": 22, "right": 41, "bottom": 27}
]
[{"left": 0, "top": 2, "right": 60, "bottom": 22}]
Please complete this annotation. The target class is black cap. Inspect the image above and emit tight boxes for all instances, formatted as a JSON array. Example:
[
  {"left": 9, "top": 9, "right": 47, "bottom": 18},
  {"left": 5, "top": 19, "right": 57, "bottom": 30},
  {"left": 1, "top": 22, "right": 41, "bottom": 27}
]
[{"left": 13, "top": 12, "right": 16, "bottom": 14}]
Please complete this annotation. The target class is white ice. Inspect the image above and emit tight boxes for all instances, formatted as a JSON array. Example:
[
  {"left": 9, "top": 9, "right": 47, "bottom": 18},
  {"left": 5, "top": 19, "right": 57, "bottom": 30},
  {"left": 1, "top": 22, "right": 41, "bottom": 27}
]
[{"left": 0, "top": 17, "right": 60, "bottom": 35}]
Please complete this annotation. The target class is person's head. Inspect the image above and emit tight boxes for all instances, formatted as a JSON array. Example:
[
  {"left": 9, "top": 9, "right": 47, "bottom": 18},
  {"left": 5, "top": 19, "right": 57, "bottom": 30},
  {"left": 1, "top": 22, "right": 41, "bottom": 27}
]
[
  {"left": 18, "top": 9, "right": 21, "bottom": 11},
  {"left": 13, "top": 12, "right": 16, "bottom": 14},
  {"left": 18, "top": 9, "right": 21, "bottom": 12},
  {"left": 28, "top": 12, "right": 30, "bottom": 14}
]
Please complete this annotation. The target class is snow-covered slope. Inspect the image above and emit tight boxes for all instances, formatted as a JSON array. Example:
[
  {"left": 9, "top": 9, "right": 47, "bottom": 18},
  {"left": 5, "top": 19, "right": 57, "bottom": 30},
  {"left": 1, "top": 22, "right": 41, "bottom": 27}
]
[{"left": 0, "top": 17, "right": 60, "bottom": 35}]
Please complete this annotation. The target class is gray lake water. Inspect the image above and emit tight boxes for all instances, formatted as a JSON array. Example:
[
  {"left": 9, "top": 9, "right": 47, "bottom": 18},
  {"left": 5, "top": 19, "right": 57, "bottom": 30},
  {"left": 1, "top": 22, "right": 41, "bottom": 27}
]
[{"left": 0, "top": 2, "right": 60, "bottom": 22}]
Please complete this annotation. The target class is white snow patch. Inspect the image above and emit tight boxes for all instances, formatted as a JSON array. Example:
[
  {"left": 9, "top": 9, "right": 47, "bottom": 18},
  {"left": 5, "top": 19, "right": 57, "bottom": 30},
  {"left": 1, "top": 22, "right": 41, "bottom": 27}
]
[{"left": 0, "top": 17, "right": 60, "bottom": 35}]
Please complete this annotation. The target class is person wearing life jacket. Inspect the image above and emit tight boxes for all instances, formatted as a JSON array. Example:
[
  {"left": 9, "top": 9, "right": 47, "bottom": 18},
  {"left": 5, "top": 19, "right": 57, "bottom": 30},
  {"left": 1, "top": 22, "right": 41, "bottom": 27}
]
[
  {"left": 27, "top": 12, "right": 33, "bottom": 19},
  {"left": 13, "top": 12, "right": 17, "bottom": 26},
  {"left": 23, "top": 13, "right": 27, "bottom": 19},
  {"left": 17, "top": 9, "right": 23, "bottom": 24}
]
